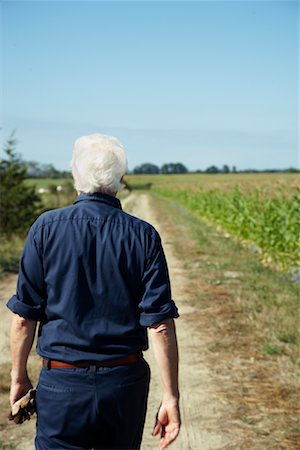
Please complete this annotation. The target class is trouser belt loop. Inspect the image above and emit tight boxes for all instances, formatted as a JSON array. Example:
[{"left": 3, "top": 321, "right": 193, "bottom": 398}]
[{"left": 43, "top": 358, "right": 51, "bottom": 370}]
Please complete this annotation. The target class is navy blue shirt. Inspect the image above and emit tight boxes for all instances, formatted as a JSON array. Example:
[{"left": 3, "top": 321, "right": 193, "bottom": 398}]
[{"left": 7, "top": 193, "right": 178, "bottom": 363}]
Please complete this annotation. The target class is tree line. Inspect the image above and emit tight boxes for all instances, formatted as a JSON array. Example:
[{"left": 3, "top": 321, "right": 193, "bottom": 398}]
[
  {"left": 24, "top": 161, "right": 300, "bottom": 177},
  {"left": 133, "top": 163, "right": 188, "bottom": 174},
  {"left": 25, "top": 160, "right": 72, "bottom": 179},
  {"left": 133, "top": 162, "right": 299, "bottom": 174}
]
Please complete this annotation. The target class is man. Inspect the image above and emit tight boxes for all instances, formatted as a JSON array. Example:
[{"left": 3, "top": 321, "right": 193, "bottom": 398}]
[{"left": 7, "top": 134, "right": 180, "bottom": 450}]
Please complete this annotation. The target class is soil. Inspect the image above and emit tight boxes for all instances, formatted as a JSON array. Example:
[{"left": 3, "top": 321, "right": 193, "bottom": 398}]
[{"left": 0, "top": 193, "right": 299, "bottom": 449}]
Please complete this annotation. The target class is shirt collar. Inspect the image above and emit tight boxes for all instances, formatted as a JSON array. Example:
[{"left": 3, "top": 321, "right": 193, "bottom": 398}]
[{"left": 73, "top": 192, "right": 122, "bottom": 210}]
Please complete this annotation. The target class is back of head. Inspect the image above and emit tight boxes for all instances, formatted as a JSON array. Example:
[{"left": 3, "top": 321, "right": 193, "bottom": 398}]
[{"left": 71, "top": 134, "right": 128, "bottom": 195}]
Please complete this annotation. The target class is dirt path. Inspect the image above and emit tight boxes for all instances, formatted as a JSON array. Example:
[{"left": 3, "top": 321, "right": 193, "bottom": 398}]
[
  {"left": 0, "top": 274, "right": 17, "bottom": 365},
  {"left": 1, "top": 192, "right": 292, "bottom": 449},
  {"left": 124, "top": 193, "right": 233, "bottom": 450}
]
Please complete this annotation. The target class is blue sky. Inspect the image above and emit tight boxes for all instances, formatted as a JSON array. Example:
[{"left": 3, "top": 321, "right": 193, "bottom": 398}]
[{"left": 1, "top": 0, "right": 299, "bottom": 171}]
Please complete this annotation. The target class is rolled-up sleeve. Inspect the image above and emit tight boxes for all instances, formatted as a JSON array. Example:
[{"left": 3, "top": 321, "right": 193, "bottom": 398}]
[
  {"left": 7, "top": 226, "right": 46, "bottom": 321},
  {"left": 139, "top": 232, "right": 179, "bottom": 327}
]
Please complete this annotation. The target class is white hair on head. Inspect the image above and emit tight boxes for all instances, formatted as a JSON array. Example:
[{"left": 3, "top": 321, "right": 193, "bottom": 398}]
[{"left": 70, "top": 134, "right": 128, "bottom": 194}]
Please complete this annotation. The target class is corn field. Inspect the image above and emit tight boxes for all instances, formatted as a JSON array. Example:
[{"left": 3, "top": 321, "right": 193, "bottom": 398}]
[{"left": 153, "top": 185, "right": 300, "bottom": 271}]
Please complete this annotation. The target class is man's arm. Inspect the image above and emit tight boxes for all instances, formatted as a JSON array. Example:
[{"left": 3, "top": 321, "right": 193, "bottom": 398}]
[
  {"left": 10, "top": 313, "right": 37, "bottom": 408},
  {"left": 148, "top": 318, "right": 180, "bottom": 450}
]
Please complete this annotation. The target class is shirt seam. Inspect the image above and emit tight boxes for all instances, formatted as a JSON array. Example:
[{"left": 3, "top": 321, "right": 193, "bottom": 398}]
[
  {"left": 32, "top": 216, "right": 158, "bottom": 249},
  {"left": 33, "top": 215, "right": 156, "bottom": 230}
]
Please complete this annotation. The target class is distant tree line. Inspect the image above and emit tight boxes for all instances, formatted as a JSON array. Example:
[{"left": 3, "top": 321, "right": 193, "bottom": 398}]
[
  {"left": 196, "top": 165, "right": 299, "bottom": 174},
  {"left": 133, "top": 162, "right": 188, "bottom": 174},
  {"left": 25, "top": 160, "right": 300, "bottom": 177},
  {"left": 8, "top": 158, "right": 300, "bottom": 178},
  {"left": 24, "top": 161, "right": 72, "bottom": 179},
  {"left": 133, "top": 163, "right": 299, "bottom": 174},
  {"left": 19, "top": 160, "right": 300, "bottom": 177}
]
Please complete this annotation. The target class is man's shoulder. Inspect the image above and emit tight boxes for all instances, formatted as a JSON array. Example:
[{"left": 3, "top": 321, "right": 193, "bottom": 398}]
[
  {"left": 119, "top": 210, "right": 158, "bottom": 237},
  {"left": 31, "top": 204, "right": 76, "bottom": 231}
]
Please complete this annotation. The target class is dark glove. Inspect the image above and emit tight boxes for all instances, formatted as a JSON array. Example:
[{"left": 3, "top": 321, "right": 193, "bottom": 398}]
[{"left": 8, "top": 388, "right": 36, "bottom": 424}]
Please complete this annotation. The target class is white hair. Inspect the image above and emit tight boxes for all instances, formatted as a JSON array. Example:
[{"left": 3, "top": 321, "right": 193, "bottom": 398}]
[{"left": 70, "top": 134, "right": 128, "bottom": 194}]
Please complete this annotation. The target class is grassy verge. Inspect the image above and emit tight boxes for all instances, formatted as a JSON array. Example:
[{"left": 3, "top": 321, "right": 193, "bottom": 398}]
[
  {"left": 149, "top": 192, "right": 300, "bottom": 447},
  {"left": 0, "top": 237, "right": 24, "bottom": 277}
]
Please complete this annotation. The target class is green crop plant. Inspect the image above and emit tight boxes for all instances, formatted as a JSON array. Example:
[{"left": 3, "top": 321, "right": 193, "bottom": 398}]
[{"left": 154, "top": 186, "right": 300, "bottom": 272}]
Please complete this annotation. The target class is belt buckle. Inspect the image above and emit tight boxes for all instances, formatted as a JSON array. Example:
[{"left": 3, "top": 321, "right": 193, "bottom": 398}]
[{"left": 89, "top": 364, "right": 97, "bottom": 373}]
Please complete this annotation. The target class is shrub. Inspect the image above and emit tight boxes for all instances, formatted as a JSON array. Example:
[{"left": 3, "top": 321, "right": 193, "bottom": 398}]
[{"left": 0, "top": 135, "right": 41, "bottom": 236}]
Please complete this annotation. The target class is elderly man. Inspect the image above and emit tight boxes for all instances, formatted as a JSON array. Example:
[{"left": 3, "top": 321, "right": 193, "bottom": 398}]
[{"left": 7, "top": 134, "right": 180, "bottom": 450}]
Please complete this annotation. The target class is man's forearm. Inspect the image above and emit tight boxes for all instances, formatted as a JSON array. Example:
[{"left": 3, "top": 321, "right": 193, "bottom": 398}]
[
  {"left": 148, "top": 318, "right": 179, "bottom": 401},
  {"left": 10, "top": 313, "right": 37, "bottom": 381},
  {"left": 149, "top": 318, "right": 180, "bottom": 449}
]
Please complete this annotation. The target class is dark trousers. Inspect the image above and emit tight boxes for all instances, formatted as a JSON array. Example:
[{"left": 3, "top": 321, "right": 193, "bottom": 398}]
[{"left": 35, "top": 359, "right": 150, "bottom": 450}]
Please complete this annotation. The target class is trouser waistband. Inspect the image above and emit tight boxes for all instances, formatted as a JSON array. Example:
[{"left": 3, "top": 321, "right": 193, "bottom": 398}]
[{"left": 42, "top": 352, "right": 142, "bottom": 370}]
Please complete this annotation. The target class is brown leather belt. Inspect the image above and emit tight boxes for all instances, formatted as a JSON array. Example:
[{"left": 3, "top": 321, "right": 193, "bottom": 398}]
[{"left": 42, "top": 352, "right": 142, "bottom": 370}]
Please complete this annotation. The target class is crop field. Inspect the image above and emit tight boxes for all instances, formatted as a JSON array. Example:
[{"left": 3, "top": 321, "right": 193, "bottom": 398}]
[
  {"left": 125, "top": 172, "right": 299, "bottom": 194},
  {"left": 125, "top": 173, "right": 300, "bottom": 272}
]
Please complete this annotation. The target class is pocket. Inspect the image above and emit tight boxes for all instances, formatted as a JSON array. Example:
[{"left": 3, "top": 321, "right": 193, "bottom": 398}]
[
  {"left": 36, "top": 371, "right": 95, "bottom": 445},
  {"left": 36, "top": 381, "right": 74, "bottom": 439},
  {"left": 37, "top": 382, "right": 74, "bottom": 394},
  {"left": 38, "top": 369, "right": 75, "bottom": 393},
  {"left": 115, "top": 360, "right": 150, "bottom": 405},
  {"left": 118, "top": 362, "right": 150, "bottom": 388},
  {"left": 111, "top": 361, "right": 150, "bottom": 447}
]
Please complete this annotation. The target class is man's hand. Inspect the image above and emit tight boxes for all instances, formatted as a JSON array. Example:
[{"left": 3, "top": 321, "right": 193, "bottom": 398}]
[
  {"left": 8, "top": 387, "right": 36, "bottom": 424},
  {"left": 152, "top": 400, "right": 181, "bottom": 450},
  {"left": 10, "top": 373, "right": 33, "bottom": 408}
]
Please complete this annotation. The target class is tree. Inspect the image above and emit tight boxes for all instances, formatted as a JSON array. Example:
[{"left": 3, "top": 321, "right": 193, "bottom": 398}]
[
  {"left": 0, "top": 135, "right": 41, "bottom": 235},
  {"left": 26, "top": 160, "right": 45, "bottom": 178},
  {"left": 161, "top": 163, "right": 188, "bottom": 174},
  {"left": 133, "top": 163, "right": 160, "bottom": 174},
  {"left": 222, "top": 164, "right": 230, "bottom": 173},
  {"left": 25, "top": 160, "right": 72, "bottom": 178},
  {"left": 285, "top": 167, "right": 300, "bottom": 173},
  {"left": 40, "top": 163, "right": 61, "bottom": 178},
  {"left": 205, "top": 165, "right": 219, "bottom": 174}
]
